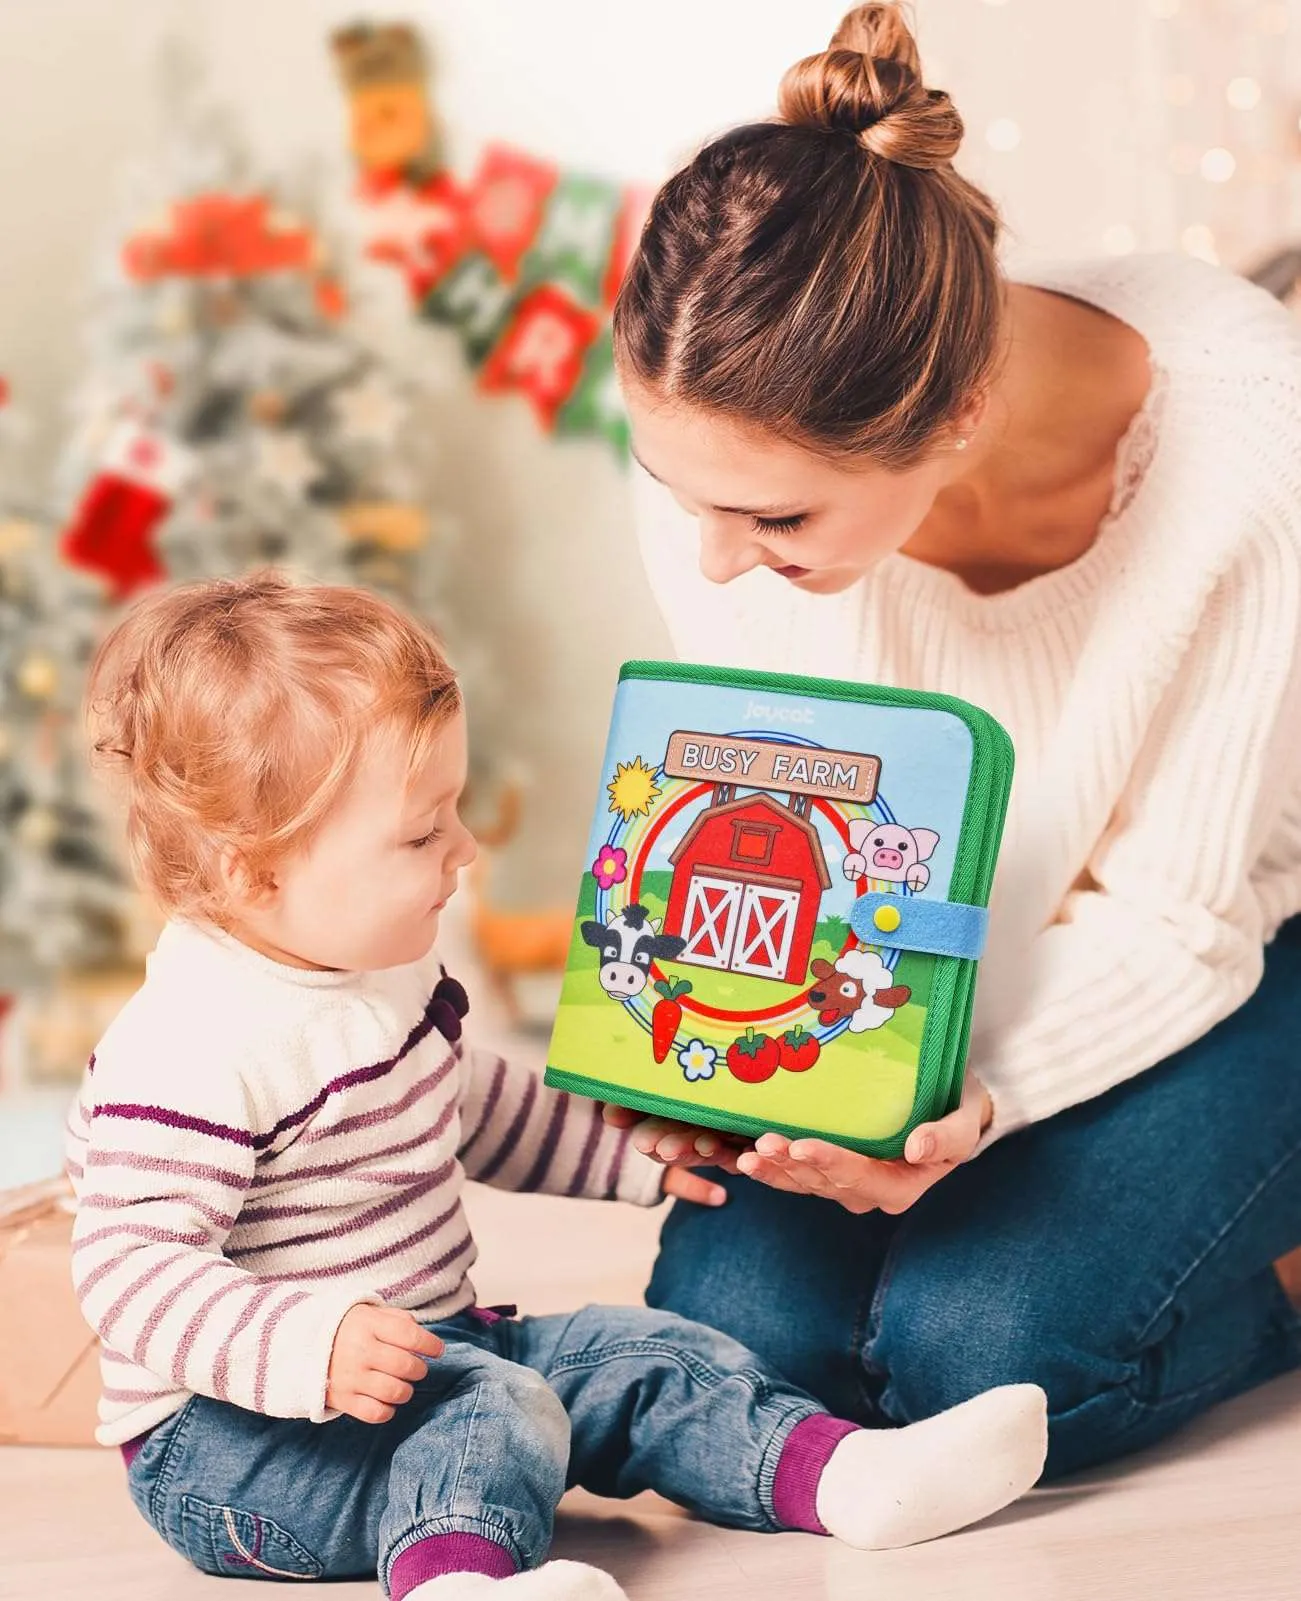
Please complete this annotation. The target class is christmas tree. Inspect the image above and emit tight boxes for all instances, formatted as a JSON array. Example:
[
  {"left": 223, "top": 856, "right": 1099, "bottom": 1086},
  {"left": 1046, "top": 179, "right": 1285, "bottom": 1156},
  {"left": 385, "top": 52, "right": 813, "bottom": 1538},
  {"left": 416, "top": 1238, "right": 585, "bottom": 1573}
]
[
  {"left": 0, "top": 392, "right": 135, "bottom": 994},
  {"left": 56, "top": 46, "right": 450, "bottom": 612},
  {"left": 53, "top": 41, "right": 501, "bottom": 797}
]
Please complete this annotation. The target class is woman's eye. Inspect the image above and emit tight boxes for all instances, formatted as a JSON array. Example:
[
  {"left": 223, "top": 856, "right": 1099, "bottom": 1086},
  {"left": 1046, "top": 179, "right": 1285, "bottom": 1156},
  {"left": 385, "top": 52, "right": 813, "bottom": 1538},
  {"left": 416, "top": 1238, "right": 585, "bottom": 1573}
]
[
  {"left": 751, "top": 514, "right": 806, "bottom": 536},
  {"left": 409, "top": 830, "right": 442, "bottom": 849}
]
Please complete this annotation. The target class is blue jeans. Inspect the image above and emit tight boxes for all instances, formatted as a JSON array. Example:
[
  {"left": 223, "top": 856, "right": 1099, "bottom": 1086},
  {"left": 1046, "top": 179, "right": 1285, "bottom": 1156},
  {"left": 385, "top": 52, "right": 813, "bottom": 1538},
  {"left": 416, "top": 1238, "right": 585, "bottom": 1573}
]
[
  {"left": 125, "top": 1304, "right": 825, "bottom": 1588},
  {"left": 649, "top": 917, "right": 1301, "bottom": 1481}
]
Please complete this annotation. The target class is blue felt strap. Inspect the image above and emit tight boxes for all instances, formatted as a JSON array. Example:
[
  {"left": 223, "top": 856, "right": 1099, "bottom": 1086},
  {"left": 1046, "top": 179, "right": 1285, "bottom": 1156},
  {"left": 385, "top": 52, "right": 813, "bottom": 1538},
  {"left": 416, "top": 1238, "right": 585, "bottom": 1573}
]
[{"left": 849, "top": 893, "right": 989, "bottom": 960}]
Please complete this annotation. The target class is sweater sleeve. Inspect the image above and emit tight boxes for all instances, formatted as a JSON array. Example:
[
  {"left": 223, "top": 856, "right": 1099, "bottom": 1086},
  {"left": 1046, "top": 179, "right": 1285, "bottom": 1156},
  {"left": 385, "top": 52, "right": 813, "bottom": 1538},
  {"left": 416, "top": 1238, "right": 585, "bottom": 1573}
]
[
  {"left": 972, "top": 525, "right": 1301, "bottom": 1142},
  {"left": 70, "top": 1045, "right": 379, "bottom": 1422},
  {"left": 457, "top": 1043, "right": 664, "bottom": 1205}
]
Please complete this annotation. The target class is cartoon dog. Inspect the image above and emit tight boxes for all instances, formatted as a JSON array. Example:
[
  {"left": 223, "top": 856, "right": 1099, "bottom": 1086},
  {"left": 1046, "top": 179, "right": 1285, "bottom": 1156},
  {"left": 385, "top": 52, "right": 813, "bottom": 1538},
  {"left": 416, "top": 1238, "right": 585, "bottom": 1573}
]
[
  {"left": 806, "top": 950, "right": 911, "bottom": 1032},
  {"left": 581, "top": 904, "right": 686, "bottom": 1000}
]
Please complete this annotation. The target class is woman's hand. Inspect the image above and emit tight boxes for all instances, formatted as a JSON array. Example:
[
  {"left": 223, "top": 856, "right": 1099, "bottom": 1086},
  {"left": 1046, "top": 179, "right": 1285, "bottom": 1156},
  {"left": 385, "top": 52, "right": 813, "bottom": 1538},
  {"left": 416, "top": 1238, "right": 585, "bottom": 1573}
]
[{"left": 606, "top": 1076, "right": 993, "bottom": 1216}]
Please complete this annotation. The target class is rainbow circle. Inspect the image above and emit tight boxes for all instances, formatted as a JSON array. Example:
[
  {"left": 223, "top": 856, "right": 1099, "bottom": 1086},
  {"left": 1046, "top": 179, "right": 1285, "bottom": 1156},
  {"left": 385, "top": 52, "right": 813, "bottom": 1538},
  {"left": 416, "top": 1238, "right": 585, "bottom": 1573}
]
[{"left": 593, "top": 730, "right": 909, "bottom": 1050}]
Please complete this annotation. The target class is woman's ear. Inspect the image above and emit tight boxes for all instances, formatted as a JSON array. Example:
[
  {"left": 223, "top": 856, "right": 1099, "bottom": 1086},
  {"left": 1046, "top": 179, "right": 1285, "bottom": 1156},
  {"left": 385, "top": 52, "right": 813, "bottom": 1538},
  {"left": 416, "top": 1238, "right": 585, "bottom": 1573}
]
[{"left": 954, "top": 389, "right": 990, "bottom": 447}]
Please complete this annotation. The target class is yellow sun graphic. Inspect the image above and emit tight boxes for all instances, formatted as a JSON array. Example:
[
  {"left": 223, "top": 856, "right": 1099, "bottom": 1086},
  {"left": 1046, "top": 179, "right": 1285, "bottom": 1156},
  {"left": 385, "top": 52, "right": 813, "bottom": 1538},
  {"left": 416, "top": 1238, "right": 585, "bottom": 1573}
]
[{"left": 607, "top": 757, "right": 662, "bottom": 821}]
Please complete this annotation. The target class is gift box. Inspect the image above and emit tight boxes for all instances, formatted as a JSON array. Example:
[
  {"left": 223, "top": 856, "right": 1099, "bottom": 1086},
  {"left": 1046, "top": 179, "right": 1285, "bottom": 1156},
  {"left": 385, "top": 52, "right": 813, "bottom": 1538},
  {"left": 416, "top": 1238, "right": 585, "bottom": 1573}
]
[{"left": 0, "top": 1178, "right": 100, "bottom": 1446}]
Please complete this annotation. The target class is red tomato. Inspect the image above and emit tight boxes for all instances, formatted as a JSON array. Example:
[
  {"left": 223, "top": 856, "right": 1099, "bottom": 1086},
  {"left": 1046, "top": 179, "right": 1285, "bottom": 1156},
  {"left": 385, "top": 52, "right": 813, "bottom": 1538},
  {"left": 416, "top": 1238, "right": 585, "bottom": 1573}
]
[
  {"left": 778, "top": 1026, "right": 821, "bottom": 1073},
  {"left": 726, "top": 1026, "right": 780, "bottom": 1084}
]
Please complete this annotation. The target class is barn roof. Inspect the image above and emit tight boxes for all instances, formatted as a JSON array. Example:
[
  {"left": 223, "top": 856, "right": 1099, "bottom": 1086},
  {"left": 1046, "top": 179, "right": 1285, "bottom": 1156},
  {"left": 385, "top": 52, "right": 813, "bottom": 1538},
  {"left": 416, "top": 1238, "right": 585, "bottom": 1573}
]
[{"left": 668, "top": 792, "right": 832, "bottom": 890}]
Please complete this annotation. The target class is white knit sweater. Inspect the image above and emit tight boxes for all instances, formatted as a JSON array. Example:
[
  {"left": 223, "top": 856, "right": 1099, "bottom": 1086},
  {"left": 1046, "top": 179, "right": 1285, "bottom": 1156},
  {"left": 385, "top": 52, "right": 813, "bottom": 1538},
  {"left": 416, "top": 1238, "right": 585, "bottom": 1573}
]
[
  {"left": 64, "top": 921, "right": 663, "bottom": 1445},
  {"left": 632, "top": 254, "right": 1301, "bottom": 1141}
]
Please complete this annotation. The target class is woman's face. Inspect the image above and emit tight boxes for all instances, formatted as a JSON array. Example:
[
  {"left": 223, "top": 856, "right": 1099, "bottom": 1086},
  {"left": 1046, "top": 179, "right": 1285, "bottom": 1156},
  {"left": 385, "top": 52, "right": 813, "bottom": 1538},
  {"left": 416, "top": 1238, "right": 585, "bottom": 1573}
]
[{"left": 624, "top": 384, "right": 961, "bottom": 596}]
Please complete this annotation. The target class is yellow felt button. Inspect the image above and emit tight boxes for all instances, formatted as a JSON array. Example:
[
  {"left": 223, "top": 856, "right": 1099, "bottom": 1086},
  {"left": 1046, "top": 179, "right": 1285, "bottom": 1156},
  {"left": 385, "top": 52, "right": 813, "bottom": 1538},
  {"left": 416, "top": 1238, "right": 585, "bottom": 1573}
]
[{"left": 873, "top": 904, "right": 902, "bottom": 934}]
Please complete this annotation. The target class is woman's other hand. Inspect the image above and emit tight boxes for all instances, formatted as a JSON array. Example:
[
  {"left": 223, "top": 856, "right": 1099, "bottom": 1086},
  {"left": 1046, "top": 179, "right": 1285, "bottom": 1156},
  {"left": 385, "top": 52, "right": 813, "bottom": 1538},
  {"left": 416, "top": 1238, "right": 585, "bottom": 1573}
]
[
  {"left": 735, "top": 1076, "right": 993, "bottom": 1215},
  {"left": 607, "top": 1076, "right": 993, "bottom": 1216}
]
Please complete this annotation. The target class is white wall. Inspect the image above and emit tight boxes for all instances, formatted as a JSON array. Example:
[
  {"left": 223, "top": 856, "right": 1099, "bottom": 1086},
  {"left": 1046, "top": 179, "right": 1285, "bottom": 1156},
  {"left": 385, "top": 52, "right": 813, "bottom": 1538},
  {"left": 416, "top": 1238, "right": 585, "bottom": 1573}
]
[{"left": 2, "top": 0, "right": 1165, "bottom": 902}]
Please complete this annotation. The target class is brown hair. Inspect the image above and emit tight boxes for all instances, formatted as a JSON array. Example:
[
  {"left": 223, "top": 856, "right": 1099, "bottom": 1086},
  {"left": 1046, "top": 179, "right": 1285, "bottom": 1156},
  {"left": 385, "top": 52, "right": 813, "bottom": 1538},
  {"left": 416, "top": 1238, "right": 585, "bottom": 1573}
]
[
  {"left": 87, "top": 572, "right": 460, "bottom": 923},
  {"left": 613, "top": 3, "right": 1004, "bottom": 467}
]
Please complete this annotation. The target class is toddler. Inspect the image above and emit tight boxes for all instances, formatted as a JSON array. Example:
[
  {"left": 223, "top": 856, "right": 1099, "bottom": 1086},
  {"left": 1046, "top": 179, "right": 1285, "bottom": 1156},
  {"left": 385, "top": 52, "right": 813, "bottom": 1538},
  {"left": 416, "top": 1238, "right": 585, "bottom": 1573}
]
[{"left": 65, "top": 574, "right": 1047, "bottom": 1600}]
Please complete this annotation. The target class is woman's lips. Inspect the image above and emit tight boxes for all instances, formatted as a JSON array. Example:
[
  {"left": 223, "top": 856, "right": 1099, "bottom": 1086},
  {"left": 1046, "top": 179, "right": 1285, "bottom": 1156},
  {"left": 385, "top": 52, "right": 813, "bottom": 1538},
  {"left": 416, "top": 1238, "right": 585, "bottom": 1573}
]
[{"left": 775, "top": 565, "right": 811, "bottom": 580}]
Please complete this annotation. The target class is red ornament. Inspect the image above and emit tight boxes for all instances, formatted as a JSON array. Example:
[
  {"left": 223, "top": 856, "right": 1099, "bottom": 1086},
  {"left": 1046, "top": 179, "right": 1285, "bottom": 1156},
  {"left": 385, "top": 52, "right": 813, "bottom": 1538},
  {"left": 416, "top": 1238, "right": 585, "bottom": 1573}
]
[
  {"left": 60, "top": 420, "right": 194, "bottom": 599},
  {"left": 478, "top": 285, "right": 599, "bottom": 427},
  {"left": 463, "top": 146, "right": 557, "bottom": 279},
  {"left": 123, "top": 195, "right": 315, "bottom": 280},
  {"left": 314, "top": 275, "right": 348, "bottom": 321}
]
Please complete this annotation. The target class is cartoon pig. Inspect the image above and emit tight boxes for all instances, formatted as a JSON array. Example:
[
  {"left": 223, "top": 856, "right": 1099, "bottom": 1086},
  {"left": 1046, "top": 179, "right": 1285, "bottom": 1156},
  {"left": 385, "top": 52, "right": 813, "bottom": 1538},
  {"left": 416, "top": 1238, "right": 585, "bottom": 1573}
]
[{"left": 842, "top": 821, "right": 940, "bottom": 892}]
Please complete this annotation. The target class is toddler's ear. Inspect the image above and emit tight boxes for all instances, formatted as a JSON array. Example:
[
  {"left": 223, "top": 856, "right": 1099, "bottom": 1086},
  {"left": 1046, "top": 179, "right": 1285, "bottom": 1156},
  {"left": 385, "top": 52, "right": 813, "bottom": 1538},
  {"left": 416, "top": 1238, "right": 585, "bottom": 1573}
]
[{"left": 217, "top": 843, "right": 278, "bottom": 907}]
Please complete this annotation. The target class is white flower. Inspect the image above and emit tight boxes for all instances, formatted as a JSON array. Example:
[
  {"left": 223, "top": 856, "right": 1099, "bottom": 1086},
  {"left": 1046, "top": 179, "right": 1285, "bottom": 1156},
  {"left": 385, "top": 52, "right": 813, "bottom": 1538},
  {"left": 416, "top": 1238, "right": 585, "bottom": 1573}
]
[{"left": 677, "top": 1039, "right": 717, "bottom": 1082}]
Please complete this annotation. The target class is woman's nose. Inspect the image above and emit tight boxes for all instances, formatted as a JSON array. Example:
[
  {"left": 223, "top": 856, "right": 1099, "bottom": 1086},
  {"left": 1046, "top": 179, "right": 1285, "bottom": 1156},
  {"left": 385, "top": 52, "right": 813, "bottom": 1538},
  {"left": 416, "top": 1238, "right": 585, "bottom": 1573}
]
[{"left": 697, "top": 519, "right": 765, "bottom": 585}]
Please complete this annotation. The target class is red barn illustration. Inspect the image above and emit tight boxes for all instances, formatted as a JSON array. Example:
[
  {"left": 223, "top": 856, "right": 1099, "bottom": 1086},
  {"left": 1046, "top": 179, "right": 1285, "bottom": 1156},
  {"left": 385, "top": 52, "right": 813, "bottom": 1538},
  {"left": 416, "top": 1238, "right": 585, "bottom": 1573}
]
[{"left": 664, "top": 790, "right": 832, "bottom": 985}]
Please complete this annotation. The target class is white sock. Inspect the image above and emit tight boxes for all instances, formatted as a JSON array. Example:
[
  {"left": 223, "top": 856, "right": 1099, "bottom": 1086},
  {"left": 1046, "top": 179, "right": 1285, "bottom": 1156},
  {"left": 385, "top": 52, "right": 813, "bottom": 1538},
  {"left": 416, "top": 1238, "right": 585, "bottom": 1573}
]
[
  {"left": 404, "top": 1560, "right": 629, "bottom": 1601},
  {"left": 815, "top": 1383, "right": 1048, "bottom": 1550}
]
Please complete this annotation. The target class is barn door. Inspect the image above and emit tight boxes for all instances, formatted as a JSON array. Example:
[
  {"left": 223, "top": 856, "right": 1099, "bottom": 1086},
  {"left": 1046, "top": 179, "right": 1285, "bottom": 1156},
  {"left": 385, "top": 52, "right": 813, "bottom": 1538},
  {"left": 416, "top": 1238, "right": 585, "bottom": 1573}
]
[
  {"left": 680, "top": 875, "right": 743, "bottom": 970},
  {"left": 732, "top": 884, "right": 800, "bottom": 979}
]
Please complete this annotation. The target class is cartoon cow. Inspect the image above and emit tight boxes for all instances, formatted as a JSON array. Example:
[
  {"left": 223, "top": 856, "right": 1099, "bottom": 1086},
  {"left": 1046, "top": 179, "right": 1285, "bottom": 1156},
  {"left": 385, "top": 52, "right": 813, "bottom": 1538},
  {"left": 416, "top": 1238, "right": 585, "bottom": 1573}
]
[
  {"left": 806, "top": 950, "right": 911, "bottom": 1032},
  {"left": 581, "top": 903, "right": 686, "bottom": 1000},
  {"left": 842, "top": 821, "right": 939, "bottom": 892}
]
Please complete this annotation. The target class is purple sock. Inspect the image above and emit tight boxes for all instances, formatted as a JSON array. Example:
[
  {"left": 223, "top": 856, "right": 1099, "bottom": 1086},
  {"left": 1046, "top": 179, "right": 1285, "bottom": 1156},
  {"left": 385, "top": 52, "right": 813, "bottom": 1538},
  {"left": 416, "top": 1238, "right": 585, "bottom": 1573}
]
[
  {"left": 389, "top": 1533, "right": 517, "bottom": 1598},
  {"left": 772, "top": 1414, "right": 862, "bottom": 1534}
]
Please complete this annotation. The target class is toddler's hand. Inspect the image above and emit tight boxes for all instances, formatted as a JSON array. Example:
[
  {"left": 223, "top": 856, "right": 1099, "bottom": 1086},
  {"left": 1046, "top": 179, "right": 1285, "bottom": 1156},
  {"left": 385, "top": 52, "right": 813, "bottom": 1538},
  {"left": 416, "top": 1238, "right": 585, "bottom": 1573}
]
[
  {"left": 662, "top": 1167, "right": 728, "bottom": 1207},
  {"left": 326, "top": 1304, "right": 443, "bottom": 1425},
  {"left": 605, "top": 1103, "right": 751, "bottom": 1183}
]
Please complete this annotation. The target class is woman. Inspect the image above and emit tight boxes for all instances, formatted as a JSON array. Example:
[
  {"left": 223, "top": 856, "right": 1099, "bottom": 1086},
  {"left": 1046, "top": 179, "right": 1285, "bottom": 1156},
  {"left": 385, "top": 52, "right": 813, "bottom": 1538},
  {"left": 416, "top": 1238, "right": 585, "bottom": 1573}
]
[{"left": 605, "top": 3, "right": 1301, "bottom": 1481}]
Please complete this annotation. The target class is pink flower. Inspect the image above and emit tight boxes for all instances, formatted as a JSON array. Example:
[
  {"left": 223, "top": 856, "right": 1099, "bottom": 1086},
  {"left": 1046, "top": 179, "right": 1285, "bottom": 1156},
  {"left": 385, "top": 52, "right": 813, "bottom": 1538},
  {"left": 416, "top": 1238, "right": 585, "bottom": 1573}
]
[{"left": 592, "top": 845, "right": 628, "bottom": 890}]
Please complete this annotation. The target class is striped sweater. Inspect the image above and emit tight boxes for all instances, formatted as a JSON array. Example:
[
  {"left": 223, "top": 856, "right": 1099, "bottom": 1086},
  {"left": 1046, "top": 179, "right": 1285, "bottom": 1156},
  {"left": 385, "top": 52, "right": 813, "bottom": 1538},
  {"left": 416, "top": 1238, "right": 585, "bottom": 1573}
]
[{"left": 64, "top": 919, "right": 663, "bottom": 1446}]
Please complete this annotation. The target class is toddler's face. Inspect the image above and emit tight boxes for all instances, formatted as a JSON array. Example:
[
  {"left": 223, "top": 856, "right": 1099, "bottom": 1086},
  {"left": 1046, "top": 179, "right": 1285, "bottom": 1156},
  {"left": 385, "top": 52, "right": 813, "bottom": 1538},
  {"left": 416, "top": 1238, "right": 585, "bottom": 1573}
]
[{"left": 233, "top": 710, "right": 477, "bottom": 973}]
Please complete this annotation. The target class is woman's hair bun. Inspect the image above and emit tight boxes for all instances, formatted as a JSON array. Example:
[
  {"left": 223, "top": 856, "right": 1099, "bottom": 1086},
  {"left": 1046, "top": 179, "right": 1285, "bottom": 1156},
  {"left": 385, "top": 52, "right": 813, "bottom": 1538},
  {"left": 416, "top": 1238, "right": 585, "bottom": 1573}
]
[{"left": 777, "top": 3, "right": 963, "bottom": 171}]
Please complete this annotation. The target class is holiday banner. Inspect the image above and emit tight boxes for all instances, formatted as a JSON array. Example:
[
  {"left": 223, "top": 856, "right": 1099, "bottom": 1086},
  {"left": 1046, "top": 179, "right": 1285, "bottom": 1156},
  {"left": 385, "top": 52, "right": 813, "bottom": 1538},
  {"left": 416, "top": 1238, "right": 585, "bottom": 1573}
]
[{"left": 332, "top": 22, "right": 649, "bottom": 461}]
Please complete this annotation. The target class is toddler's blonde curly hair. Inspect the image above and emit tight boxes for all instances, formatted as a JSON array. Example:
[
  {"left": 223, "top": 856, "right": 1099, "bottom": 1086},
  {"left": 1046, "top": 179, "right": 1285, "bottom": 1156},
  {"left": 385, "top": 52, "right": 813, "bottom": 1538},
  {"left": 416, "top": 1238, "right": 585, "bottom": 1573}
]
[{"left": 87, "top": 572, "right": 461, "bottom": 924}]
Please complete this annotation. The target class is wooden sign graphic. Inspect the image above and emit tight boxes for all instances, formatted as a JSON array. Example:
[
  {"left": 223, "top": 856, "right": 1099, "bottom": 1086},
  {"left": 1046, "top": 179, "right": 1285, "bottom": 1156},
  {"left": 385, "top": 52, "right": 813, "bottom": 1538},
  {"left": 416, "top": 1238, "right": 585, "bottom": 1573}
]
[{"left": 664, "top": 732, "right": 879, "bottom": 805}]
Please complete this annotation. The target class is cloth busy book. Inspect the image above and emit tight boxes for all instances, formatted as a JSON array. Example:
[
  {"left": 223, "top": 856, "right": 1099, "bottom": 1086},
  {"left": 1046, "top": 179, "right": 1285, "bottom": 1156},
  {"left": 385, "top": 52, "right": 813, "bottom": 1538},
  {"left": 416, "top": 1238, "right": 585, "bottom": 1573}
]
[{"left": 543, "top": 662, "right": 1014, "bottom": 1158}]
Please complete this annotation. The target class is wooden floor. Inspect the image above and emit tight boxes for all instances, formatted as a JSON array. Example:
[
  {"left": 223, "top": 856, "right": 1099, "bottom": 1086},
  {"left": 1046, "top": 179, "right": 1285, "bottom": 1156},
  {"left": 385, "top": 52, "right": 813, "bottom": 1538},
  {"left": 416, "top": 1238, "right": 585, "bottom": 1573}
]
[
  {"left": 3, "top": 907, "right": 1299, "bottom": 1600},
  {"left": 3, "top": 1181, "right": 1299, "bottom": 1601}
]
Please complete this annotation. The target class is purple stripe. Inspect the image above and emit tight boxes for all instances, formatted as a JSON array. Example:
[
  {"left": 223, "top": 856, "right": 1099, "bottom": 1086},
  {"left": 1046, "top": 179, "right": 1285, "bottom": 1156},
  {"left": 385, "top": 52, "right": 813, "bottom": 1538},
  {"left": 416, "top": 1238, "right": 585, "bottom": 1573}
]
[
  {"left": 249, "top": 1120, "right": 445, "bottom": 1193},
  {"left": 95, "top": 984, "right": 454, "bottom": 1153},
  {"left": 101, "top": 1385, "right": 171, "bottom": 1404},
  {"left": 94, "top": 1103, "right": 257, "bottom": 1148},
  {"left": 602, "top": 1128, "right": 633, "bottom": 1199},
  {"left": 473, "top": 1074, "right": 538, "bottom": 1184},
  {"left": 377, "top": 1230, "right": 474, "bottom": 1300},
  {"left": 297, "top": 1047, "right": 460, "bottom": 1149},
  {"left": 246, "top": 1097, "right": 457, "bottom": 1208},
  {"left": 265, "top": 1198, "right": 464, "bottom": 1283},
  {"left": 457, "top": 1056, "right": 508, "bottom": 1159},
  {"left": 227, "top": 1158, "right": 456, "bottom": 1259},
  {"left": 253, "top": 1291, "right": 310, "bottom": 1413},
  {"left": 390, "top": 1534, "right": 516, "bottom": 1596},
  {"left": 90, "top": 1248, "right": 193, "bottom": 1342},
  {"left": 567, "top": 1114, "right": 605, "bottom": 1197},
  {"left": 520, "top": 1094, "right": 569, "bottom": 1193},
  {"left": 173, "top": 1276, "right": 249, "bottom": 1379},
  {"left": 76, "top": 1222, "right": 213, "bottom": 1251},
  {"left": 212, "top": 1283, "right": 278, "bottom": 1402},
  {"left": 65, "top": 1159, "right": 84, "bottom": 1180},
  {"left": 772, "top": 1415, "right": 861, "bottom": 1534},
  {"left": 78, "top": 1192, "right": 237, "bottom": 1232},
  {"left": 87, "top": 1148, "right": 251, "bottom": 1189},
  {"left": 132, "top": 1258, "right": 226, "bottom": 1366}
]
